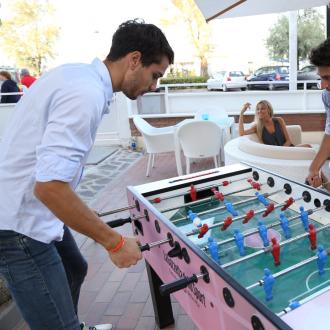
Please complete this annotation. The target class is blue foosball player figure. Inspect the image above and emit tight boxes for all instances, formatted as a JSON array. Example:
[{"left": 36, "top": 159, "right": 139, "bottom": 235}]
[
  {"left": 258, "top": 220, "right": 269, "bottom": 247},
  {"left": 208, "top": 236, "right": 220, "bottom": 263},
  {"left": 279, "top": 213, "right": 291, "bottom": 239},
  {"left": 255, "top": 192, "right": 269, "bottom": 206},
  {"left": 234, "top": 229, "right": 246, "bottom": 256},
  {"left": 224, "top": 200, "right": 238, "bottom": 216},
  {"left": 263, "top": 268, "right": 275, "bottom": 301},
  {"left": 299, "top": 206, "right": 309, "bottom": 231},
  {"left": 187, "top": 210, "right": 201, "bottom": 228},
  {"left": 187, "top": 210, "right": 196, "bottom": 222},
  {"left": 317, "top": 244, "right": 328, "bottom": 275}
]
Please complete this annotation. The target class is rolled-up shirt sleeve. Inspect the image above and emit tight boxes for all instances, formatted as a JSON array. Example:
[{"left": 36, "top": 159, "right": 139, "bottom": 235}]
[
  {"left": 322, "top": 90, "right": 330, "bottom": 136},
  {"left": 35, "top": 86, "right": 102, "bottom": 183},
  {"left": 326, "top": 109, "right": 330, "bottom": 136}
]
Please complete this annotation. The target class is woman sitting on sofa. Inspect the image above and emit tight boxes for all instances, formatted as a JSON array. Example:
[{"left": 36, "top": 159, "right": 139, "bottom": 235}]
[{"left": 239, "top": 100, "right": 311, "bottom": 147}]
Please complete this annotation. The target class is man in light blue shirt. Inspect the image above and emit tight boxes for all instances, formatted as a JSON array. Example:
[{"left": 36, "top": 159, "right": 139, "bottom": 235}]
[
  {"left": 307, "top": 39, "right": 330, "bottom": 188},
  {"left": 0, "top": 19, "right": 174, "bottom": 330}
]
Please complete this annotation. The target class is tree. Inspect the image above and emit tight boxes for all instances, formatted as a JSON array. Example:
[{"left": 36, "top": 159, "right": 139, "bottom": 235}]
[
  {"left": 161, "top": 0, "right": 213, "bottom": 77},
  {"left": 266, "top": 9, "right": 325, "bottom": 68},
  {"left": 0, "top": 0, "right": 59, "bottom": 75}
]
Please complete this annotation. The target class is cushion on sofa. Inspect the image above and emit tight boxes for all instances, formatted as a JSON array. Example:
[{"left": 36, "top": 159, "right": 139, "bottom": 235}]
[{"left": 238, "top": 135, "right": 317, "bottom": 160}]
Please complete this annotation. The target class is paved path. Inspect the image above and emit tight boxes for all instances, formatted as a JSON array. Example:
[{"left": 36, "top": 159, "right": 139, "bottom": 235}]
[
  {"left": 77, "top": 148, "right": 142, "bottom": 205},
  {"left": 75, "top": 148, "right": 201, "bottom": 329}
]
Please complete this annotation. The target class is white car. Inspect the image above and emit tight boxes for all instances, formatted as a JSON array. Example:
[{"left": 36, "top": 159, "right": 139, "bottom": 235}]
[{"left": 207, "top": 70, "right": 247, "bottom": 91}]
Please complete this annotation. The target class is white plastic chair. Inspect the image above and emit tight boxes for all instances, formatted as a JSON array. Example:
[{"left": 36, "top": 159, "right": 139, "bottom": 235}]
[
  {"left": 133, "top": 116, "right": 175, "bottom": 176},
  {"left": 175, "top": 120, "right": 222, "bottom": 174}
]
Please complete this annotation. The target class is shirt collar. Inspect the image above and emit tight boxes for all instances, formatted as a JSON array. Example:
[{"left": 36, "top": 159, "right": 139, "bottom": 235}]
[{"left": 91, "top": 57, "right": 113, "bottom": 106}]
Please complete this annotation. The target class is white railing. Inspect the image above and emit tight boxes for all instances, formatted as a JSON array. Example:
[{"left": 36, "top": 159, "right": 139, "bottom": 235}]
[
  {"left": 0, "top": 92, "right": 24, "bottom": 96},
  {"left": 133, "top": 81, "right": 323, "bottom": 116}
]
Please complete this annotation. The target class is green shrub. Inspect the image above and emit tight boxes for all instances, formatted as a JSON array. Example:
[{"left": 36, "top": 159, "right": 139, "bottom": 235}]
[
  {"left": 160, "top": 76, "right": 207, "bottom": 89},
  {"left": 160, "top": 76, "right": 207, "bottom": 84}
]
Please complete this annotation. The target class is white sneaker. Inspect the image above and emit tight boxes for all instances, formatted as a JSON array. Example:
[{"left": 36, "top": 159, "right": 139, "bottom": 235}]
[{"left": 80, "top": 322, "right": 113, "bottom": 330}]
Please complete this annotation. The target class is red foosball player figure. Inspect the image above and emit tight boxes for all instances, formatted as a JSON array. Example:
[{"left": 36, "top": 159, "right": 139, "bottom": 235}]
[
  {"left": 263, "top": 203, "right": 275, "bottom": 217},
  {"left": 247, "top": 179, "right": 261, "bottom": 190},
  {"left": 190, "top": 184, "right": 197, "bottom": 201},
  {"left": 198, "top": 224, "right": 209, "bottom": 238},
  {"left": 211, "top": 188, "right": 224, "bottom": 201},
  {"left": 308, "top": 223, "right": 317, "bottom": 250},
  {"left": 221, "top": 216, "right": 233, "bottom": 231},
  {"left": 222, "top": 180, "right": 229, "bottom": 186},
  {"left": 281, "top": 197, "right": 294, "bottom": 211},
  {"left": 271, "top": 237, "right": 281, "bottom": 266},
  {"left": 243, "top": 209, "right": 254, "bottom": 224}
]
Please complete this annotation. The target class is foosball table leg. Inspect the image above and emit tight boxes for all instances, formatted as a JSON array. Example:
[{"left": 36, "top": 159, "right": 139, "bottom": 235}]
[{"left": 145, "top": 261, "right": 175, "bottom": 328}]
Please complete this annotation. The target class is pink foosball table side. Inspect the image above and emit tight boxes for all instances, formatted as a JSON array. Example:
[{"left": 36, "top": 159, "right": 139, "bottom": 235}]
[{"left": 119, "top": 163, "right": 330, "bottom": 330}]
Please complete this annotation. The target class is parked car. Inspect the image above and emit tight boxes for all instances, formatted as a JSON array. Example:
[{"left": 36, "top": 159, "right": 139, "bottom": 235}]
[
  {"left": 297, "top": 65, "right": 320, "bottom": 89},
  {"left": 247, "top": 66, "right": 289, "bottom": 90},
  {"left": 207, "top": 70, "right": 247, "bottom": 91}
]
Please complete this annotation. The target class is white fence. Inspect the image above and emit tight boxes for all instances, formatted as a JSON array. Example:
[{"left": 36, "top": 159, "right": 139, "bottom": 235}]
[{"left": 131, "top": 88, "right": 324, "bottom": 117}]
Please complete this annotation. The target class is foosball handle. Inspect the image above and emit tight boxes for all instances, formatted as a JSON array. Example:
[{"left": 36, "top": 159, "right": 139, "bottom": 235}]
[
  {"left": 106, "top": 217, "right": 132, "bottom": 228},
  {"left": 159, "top": 275, "right": 198, "bottom": 296},
  {"left": 139, "top": 244, "right": 150, "bottom": 252}
]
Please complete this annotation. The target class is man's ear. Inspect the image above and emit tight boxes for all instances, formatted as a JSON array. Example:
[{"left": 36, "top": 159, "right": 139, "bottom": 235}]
[{"left": 129, "top": 51, "right": 142, "bottom": 70}]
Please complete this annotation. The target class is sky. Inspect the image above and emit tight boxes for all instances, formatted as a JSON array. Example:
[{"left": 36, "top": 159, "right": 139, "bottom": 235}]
[{"left": 0, "top": 0, "right": 326, "bottom": 74}]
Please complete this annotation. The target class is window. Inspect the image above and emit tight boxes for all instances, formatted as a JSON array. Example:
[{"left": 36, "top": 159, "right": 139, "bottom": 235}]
[
  {"left": 278, "top": 67, "right": 289, "bottom": 74},
  {"left": 229, "top": 71, "right": 244, "bottom": 77},
  {"left": 213, "top": 71, "right": 225, "bottom": 79},
  {"left": 254, "top": 68, "right": 265, "bottom": 76}
]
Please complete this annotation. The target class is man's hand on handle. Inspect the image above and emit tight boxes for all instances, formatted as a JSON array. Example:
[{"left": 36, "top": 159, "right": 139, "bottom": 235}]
[
  {"left": 108, "top": 236, "right": 142, "bottom": 268},
  {"left": 306, "top": 170, "right": 322, "bottom": 188}
]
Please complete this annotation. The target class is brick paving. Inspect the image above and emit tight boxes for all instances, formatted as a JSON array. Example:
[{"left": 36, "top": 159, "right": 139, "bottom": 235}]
[
  {"left": 76, "top": 148, "right": 211, "bottom": 329},
  {"left": 77, "top": 148, "right": 142, "bottom": 206}
]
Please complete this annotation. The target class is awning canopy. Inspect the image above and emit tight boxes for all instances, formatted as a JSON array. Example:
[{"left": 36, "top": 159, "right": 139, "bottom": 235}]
[{"left": 194, "top": 0, "right": 330, "bottom": 22}]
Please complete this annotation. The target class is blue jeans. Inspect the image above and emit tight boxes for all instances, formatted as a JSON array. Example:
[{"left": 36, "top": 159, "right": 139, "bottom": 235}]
[
  {"left": 0, "top": 226, "right": 88, "bottom": 330},
  {"left": 55, "top": 226, "right": 88, "bottom": 315}
]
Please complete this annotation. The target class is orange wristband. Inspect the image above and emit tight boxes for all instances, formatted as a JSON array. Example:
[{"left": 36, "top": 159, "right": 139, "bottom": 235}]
[{"left": 107, "top": 235, "right": 125, "bottom": 253}]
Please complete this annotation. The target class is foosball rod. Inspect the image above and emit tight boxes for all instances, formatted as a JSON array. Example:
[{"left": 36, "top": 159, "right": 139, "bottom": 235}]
[
  {"left": 97, "top": 205, "right": 136, "bottom": 217},
  {"left": 139, "top": 238, "right": 172, "bottom": 252},
  {"left": 186, "top": 196, "right": 303, "bottom": 237},
  {"left": 129, "top": 208, "right": 323, "bottom": 253},
  {"left": 245, "top": 251, "right": 329, "bottom": 291},
  {"left": 149, "top": 176, "right": 251, "bottom": 203},
  {"left": 97, "top": 177, "right": 259, "bottom": 218},
  {"left": 203, "top": 206, "right": 321, "bottom": 250},
  {"left": 137, "top": 206, "right": 318, "bottom": 254},
  {"left": 172, "top": 186, "right": 284, "bottom": 224},
  {"left": 222, "top": 213, "right": 329, "bottom": 269},
  {"left": 165, "top": 182, "right": 270, "bottom": 215}
]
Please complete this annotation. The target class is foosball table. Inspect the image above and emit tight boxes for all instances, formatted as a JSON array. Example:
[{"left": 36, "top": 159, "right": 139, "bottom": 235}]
[{"left": 104, "top": 163, "right": 330, "bottom": 330}]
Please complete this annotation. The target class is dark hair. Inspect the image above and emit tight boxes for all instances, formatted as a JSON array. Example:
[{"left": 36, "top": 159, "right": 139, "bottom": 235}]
[
  {"left": 21, "top": 68, "right": 30, "bottom": 76},
  {"left": 0, "top": 71, "right": 12, "bottom": 80},
  {"left": 309, "top": 38, "right": 330, "bottom": 67},
  {"left": 107, "top": 19, "right": 174, "bottom": 66}
]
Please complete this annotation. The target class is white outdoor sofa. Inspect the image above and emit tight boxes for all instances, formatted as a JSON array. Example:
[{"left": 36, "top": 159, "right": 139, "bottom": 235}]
[{"left": 224, "top": 125, "right": 318, "bottom": 183}]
